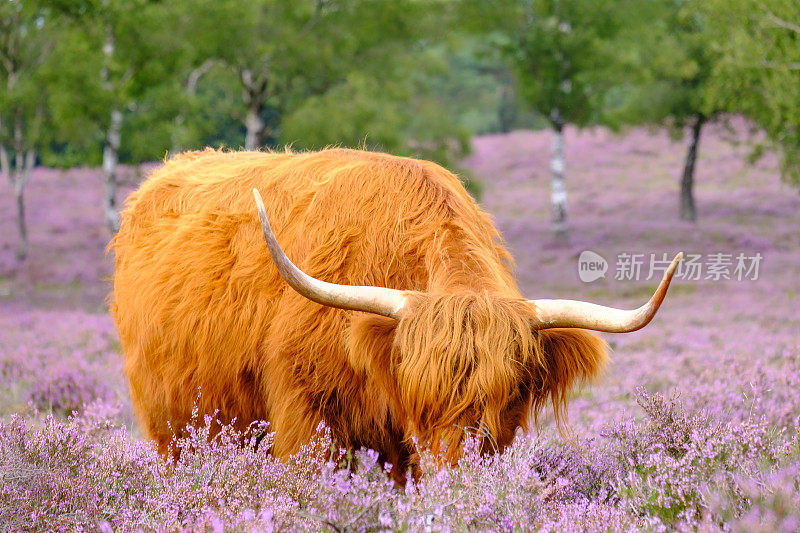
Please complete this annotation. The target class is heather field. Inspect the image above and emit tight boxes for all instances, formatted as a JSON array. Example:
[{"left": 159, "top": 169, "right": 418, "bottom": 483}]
[{"left": 1, "top": 123, "right": 799, "bottom": 531}]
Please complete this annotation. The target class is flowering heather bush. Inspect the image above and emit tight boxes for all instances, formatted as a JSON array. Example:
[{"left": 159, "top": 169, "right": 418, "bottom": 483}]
[
  {"left": 0, "top": 305, "right": 124, "bottom": 418},
  {"left": 1, "top": 122, "right": 798, "bottom": 530},
  {"left": 1, "top": 397, "right": 796, "bottom": 531},
  {"left": 721, "top": 454, "right": 800, "bottom": 532},
  {"left": 26, "top": 359, "right": 113, "bottom": 415},
  {"left": 602, "top": 389, "right": 785, "bottom": 528}
]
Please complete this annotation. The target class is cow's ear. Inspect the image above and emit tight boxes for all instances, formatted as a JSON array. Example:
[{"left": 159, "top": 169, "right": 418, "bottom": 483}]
[
  {"left": 348, "top": 313, "right": 400, "bottom": 397},
  {"left": 530, "top": 328, "right": 609, "bottom": 431}
]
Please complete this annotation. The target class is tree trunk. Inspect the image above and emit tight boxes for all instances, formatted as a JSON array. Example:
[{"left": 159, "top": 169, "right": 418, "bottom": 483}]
[
  {"left": 100, "top": 24, "right": 123, "bottom": 232},
  {"left": 103, "top": 108, "right": 123, "bottom": 232},
  {"left": 0, "top": 143, "right": 9, "bottom": 184},
  {"left": 3, "top": 111, "right": 36, "bottom": 260},
  {"left": 14, "top": 186, "right": 27, "bottom": 260},
  {"left": 497, "top": 84, "right": 515, "bottom": 133},
  {"left": 2, "top": 145, "right": 34, "bottom": 261},
  {"left": 241, "top": 69, "right": 267, "bottom": 151},
  {"left": 550, "top": 116, "right": 568, "bottom": 242},
  {"left": 680, "top": 114, "right": 705, "bottom": 222},
  {"left": 244, "top": 99, "right": 265, "bottom": 151}
]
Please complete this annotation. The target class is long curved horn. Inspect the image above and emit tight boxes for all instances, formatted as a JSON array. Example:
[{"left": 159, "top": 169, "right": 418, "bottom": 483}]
[
  {"left": 528, "top": 252, "right": 683, "bottom": 332},
  {"left": 253, "top": 189, "right": 409, "bottom": 319}
]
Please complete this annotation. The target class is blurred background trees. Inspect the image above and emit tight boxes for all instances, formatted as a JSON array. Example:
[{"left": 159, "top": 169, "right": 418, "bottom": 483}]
[
  {"left": 45, "top": 0, "right": 184, "bottom": 231},
  {"left": 601, "top": 0, "right": 725, "bottom": 222},
  {"left": 701, "top": 0, "right": 800, "bottom": 185},
  {"left": 601, "top": 0, "right": 800, "bottom": 222},
  {"left": 0, "top": 0, "right": 57, "bottom": 259},
  {"left": 1, "top": 0, "right": 799, "bottom": 255}
]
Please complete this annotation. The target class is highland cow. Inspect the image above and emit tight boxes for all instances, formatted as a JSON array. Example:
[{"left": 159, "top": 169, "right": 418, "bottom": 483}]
[{"left": 110, "top": 148, "right": 680, "bottom": 482}]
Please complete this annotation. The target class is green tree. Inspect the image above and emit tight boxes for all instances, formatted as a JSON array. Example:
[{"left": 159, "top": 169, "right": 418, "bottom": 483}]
[
  {"left": 280, "top": 46, "right": 473, "bottom": 166},
  {"left": 702, "top": 0, "right": 800, "bottom": 185},
  {"left": 50, "top": 0, "right": 180, "bottom": 231},
  {"left": 491, "top": 0, "right": 623, "bottom": 241},
  {"left": 175, "top": 0, "right": 463, "bottom": 153},
  {"left": 429, "top": 36, "right": 543, "bottom": 136},
  {"left": 605, "top": 0, "right": 726, "bottom": 222},
  {"left": 0, "top": 0, "right": 56, "bottom": 259},
  {"left": 133, "top": 0, "right": 471, "bottom": 172}
]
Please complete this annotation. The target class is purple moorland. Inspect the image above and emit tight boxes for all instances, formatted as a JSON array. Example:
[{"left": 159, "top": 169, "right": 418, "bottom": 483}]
[{"left": 0, "top": 120, "right": 798, "bottom": 531}]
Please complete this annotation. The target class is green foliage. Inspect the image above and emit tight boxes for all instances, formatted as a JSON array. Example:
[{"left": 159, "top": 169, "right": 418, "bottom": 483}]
[
  {"left": 601, "top": 0, "right": 800, "bottom": 190},
  {"left": 0, "top": 0, "right": 58, "bottom": 157},
  {"left": 44, "top": 0, "right": 184, "bottom": 166},
  {"left": 5, "top": 0, "right": 799, "bottom": 197},
  {"left": 39, "top": 0, "right": 481, "bottom": 168},
  {"left": 599, "top": 0, "right": 723, "bottom": 135},
  {"left": 157, "top": 0, "right": 476, "bottom": 166},
  {"left": 701, "top": 0, "right": 800, "bottom": 184},
  {"left": 482, "top": 0, "right": 627, "bottom": 129},
  {"left": 436, "top": 38, "right": 544, "bottom": 135},
  {"left": 282, "top": 51, "right": 472, "bottom": 166},
  {"left": 281, "top": 34, "right": 539, "bottom": 163}
]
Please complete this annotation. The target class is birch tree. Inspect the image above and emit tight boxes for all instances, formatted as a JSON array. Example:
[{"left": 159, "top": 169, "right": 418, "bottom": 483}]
[
  {"left": 0, "top": 0, "right": 54, "bottom": 260},
  {"left": 52, "top": 0, "right": 178, "bottom": 232},
  {"left": 499, "top": 0, "right": 622, "bottom": 241}
]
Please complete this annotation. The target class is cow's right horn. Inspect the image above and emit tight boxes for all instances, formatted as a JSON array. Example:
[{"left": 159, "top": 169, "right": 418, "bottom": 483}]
[
  {"left": 253, "top": 189, "right": 410, "bottom": 319},
  {"left": 527, "top": 252, "right": 683, "bottom": 332}
]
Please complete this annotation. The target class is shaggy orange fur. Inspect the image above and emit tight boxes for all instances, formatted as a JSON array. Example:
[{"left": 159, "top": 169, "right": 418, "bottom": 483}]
[{"left": 110, "top": 147, "right": 608, "bottom": 482}]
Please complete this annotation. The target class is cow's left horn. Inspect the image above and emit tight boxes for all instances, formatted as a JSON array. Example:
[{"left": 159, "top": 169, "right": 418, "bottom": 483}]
[
  {"left": 528, "top": 252, "right": 683, "bottom": 332},
  {"left": 253, "top": 189, "right": 410, "bottom": 319}
]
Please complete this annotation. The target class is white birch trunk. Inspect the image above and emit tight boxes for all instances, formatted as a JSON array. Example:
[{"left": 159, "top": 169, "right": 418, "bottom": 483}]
[
  {"left": 550, "top": 123, "right": 568, "bottom": 241},
  {"left": 102, "top": 108, "right": 122, "bottom": 232},
  {"left": 101, "top": 24, "right": 123, "bottom": 233},
  {"left": 241, "top": 68, "right": 266, "bottom": 151},
  {"left": 2, "top": 112, "right": 37, "bottom": 260},
  {"left": 244, "top": 105, "right": 264, "bottom": 151}
]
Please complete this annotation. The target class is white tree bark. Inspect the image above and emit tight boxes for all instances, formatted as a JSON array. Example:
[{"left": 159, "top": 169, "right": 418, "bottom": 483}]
[
  {"left": 244, "top": 104, "right": 264, "bottom": 151},
  {"left": 0, "top": 10, "right": 46, "bottom": 260},
  {"left": 550, "top": 119, "right": 568, "bottom": 241},
  {"left": 100, "top": 24, "right": 122, "bottom": 233},
  {"left": 241, "top": 68, "right": 266, "bottom": 151},
  {"left": 1, "top": 117, "right": 36, "bottom": 260},
  {"left": 102, "top": 107, "right": 122, "bottom": 232}
]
